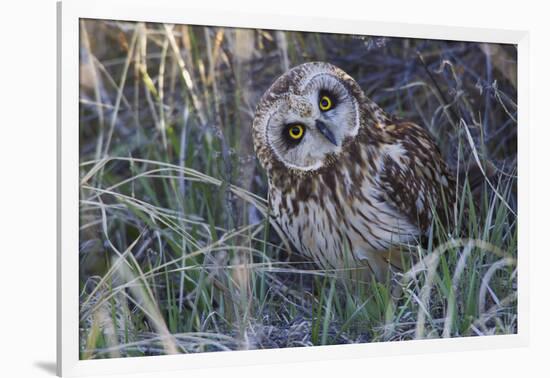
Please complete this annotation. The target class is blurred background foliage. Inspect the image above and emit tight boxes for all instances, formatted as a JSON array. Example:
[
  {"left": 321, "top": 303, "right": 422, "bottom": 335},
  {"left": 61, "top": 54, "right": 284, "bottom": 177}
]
[{"left": 79, "top": 19, "right": 517, "bottom": 358}]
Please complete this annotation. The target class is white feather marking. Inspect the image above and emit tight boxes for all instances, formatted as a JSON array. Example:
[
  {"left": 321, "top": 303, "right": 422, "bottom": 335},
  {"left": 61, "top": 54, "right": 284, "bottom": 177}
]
[{"left": 382, "top": 143, "right": 407, "bottom": 168}]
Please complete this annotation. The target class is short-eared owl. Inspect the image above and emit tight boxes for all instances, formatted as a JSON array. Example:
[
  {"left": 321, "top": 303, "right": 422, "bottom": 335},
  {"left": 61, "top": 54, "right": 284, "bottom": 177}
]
[{"left": 252, "top": 62, "right": 455, "bottom": 281}]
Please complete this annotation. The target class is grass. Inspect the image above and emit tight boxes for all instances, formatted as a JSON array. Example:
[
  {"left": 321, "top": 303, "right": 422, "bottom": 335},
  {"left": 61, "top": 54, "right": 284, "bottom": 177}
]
[{"left": 78, "top": 19, "right": 517, "bottom": 358}]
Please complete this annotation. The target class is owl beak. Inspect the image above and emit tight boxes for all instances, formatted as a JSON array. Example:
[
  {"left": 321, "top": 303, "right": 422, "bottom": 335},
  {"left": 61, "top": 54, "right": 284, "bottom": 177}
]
[{"left": 315, "top": 120, "right": 338, "bottom": 146}]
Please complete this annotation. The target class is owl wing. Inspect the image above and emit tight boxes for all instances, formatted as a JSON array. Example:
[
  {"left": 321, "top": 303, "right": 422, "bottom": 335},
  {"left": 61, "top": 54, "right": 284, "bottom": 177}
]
[{"left": 377, "top": 121, "right": 456, "bottom": 233}]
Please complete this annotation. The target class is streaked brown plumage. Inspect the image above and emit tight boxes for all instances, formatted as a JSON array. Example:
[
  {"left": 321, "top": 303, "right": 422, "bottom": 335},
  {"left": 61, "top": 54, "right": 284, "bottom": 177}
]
[{"left": 252, "top": 62, "right": 455, "bottom": 281}]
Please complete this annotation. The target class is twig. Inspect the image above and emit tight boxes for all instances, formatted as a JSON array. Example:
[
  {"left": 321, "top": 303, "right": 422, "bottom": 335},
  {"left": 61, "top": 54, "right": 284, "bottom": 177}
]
[{"left": 416, "top": 51, "right": 461, "bottom": 125}]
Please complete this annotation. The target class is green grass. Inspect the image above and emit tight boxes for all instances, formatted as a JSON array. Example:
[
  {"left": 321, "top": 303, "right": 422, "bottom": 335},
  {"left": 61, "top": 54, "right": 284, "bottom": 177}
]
[{"left": 78, "top": 19, "right": 517, "bottom": 358}]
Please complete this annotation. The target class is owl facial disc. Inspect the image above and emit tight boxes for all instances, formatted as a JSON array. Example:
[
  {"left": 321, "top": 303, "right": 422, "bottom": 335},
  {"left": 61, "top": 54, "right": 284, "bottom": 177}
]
[{"left": 255, "top": 62, "right": 361, "bottom": 172}]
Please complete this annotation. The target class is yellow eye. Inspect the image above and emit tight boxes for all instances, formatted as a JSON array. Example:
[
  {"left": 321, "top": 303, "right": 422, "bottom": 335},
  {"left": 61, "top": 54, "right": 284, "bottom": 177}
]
[
  {"left": 319, "top": 95, "right": 332, "bottom": 111},
  {"left": 288, "top": 124, "right": 304, "bottom": 140}
]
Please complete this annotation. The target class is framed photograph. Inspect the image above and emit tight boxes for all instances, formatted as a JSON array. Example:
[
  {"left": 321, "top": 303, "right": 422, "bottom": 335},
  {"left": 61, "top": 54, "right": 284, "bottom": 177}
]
[{"left": 57, "top": 0, "right": 529, "bottom": 376}]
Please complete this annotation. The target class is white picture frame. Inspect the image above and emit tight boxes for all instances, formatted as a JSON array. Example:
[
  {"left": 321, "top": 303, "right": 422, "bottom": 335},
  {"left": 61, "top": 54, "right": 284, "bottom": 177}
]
[{"left": 57, "top": 1, "right": 530, "bottom": 376}]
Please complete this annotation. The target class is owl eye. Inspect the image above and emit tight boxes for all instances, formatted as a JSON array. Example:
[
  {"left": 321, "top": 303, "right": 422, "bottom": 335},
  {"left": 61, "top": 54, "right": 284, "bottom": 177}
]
[
  {"left": 319, "top": 95, "right": 333, "bottom": 111},
  {"left": 288, "top": 124, "right": 305, "bottom": 140}
]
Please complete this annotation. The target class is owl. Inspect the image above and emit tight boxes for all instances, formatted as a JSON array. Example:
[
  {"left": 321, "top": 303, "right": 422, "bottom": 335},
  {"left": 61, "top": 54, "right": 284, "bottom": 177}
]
[{"left": 252, "top": 62, "right": 456, "bottom": 282}]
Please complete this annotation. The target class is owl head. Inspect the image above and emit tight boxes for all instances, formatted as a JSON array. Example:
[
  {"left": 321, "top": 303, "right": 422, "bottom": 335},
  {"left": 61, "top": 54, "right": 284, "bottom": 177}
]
[{"left": 253, "top": 62, "right": 373, "bottom": 173}]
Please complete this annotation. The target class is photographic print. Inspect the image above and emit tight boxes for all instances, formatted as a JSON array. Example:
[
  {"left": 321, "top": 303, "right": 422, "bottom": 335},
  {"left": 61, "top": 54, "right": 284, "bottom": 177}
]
[{"left": 78, "top": 18, "right": 518, "bottom": 359}]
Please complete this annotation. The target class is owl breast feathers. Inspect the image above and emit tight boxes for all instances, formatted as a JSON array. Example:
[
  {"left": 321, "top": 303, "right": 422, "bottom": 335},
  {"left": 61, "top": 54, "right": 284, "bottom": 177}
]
[{"left": 252, "top": 62, "right": 455, "bottom": 281}]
